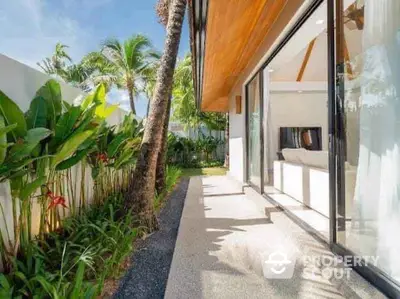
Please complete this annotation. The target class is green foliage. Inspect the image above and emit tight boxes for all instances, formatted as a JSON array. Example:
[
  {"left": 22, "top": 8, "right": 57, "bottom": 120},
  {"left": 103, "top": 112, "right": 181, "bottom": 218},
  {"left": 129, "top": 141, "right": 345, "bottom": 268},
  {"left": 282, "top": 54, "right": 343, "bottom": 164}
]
[
  {"left": 167, "top": 133, "right": 224, "bottom": 167},
  {"left": 172, "top": 54, "right": 227, "bottom": 131},
  {"left": 0, "top": 52, "right": 184, "bottom": 297},
  {"left": 0, "top": 90, "right": 27, "bottom": 142},
  {"left": 0, "top": 193, "right": 141, "bottom": 298},
  {"left": 52, "top": 130, "right": 94, "bottom": 167},
  {"left": 165, "top": 166, "right": 182, "bottom": 193},
  {"left": 0, "top": 80, "right": 137, "bottom": 270},
  {"left": 154, "top": 166, "right": 182, "bottom": 211}
]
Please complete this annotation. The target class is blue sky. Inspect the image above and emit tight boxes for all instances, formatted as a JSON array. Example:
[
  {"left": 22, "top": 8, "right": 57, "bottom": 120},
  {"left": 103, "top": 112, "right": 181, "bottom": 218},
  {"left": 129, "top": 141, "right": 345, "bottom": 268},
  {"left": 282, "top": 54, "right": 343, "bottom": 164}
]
[{"left": 0, "top": 0, "right": 190, "bottom": 117}]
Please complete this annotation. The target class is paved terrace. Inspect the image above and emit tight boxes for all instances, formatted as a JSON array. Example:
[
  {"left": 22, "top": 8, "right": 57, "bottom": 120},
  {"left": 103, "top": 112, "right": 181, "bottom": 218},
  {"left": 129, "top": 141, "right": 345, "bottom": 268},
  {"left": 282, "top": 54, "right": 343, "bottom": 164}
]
[{"left": 165, "top": 176, "right": 386, "bottom": 299}]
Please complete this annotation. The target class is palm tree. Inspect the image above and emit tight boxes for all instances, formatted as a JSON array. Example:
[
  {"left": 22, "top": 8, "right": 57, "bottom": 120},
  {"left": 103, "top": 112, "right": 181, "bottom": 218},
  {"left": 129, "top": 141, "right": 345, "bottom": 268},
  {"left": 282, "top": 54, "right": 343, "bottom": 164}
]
[
  {"left": 98, "top": 35, "right": 159, "bottom": 114},
  {"left": 125, "top": 0, "right": 187, "bottom": 230},
  {"left": 38, "top": 44, "right": 100, "bottom": 92},
  {"left": 38, "top": 43, "right": 72, "bottom": 77}
]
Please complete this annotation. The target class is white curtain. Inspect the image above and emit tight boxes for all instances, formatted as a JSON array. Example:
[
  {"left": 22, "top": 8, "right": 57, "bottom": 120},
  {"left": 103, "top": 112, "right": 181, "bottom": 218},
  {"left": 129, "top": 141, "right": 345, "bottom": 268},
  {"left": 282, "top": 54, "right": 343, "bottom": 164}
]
[{"left": 350, "top": 0, "right": 400, "bottom": 281}]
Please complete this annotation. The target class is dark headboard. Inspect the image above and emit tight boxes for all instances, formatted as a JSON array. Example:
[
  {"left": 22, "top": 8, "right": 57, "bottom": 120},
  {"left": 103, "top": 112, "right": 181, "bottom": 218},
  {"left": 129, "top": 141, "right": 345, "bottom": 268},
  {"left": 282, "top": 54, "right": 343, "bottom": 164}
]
[{"left": 280, "top": 127, "right": 322, "bottom": 151}]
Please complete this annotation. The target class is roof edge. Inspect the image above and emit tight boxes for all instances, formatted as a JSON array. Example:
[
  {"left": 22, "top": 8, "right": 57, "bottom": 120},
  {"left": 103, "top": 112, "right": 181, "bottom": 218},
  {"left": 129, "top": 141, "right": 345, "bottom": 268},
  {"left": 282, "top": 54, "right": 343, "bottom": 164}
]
[{"left": 189, "top": 0, "right": 208, "bottom": 109}]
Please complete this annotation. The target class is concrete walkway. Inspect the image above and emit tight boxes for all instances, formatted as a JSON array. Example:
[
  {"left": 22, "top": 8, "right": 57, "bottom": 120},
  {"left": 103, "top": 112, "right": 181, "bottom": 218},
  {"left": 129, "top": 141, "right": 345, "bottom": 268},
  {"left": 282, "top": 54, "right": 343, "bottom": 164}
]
[{"left": 165, "top": 176, "right": 386, "bottom": 299}]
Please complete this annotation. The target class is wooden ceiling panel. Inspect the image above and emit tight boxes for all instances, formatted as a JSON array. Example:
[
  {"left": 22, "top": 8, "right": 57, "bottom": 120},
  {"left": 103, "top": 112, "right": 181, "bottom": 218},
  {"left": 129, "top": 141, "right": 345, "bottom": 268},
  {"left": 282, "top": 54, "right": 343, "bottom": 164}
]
[{"left": 201, "top": 0, "right": 293, "bottom": 112}]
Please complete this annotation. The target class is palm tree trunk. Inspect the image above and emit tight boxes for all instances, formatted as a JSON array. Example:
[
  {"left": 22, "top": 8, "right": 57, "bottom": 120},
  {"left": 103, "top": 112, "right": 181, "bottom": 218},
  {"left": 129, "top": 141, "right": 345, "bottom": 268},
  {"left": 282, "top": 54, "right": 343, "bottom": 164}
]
[
  {"left": 125, "top": 0, "right": 187, "bottom": 230},
  {"left": 155, "top": 96, "right": 172, "bottom": 195},
  {"left": 127, "top": 81, "right": 136, "bottom": 115}
]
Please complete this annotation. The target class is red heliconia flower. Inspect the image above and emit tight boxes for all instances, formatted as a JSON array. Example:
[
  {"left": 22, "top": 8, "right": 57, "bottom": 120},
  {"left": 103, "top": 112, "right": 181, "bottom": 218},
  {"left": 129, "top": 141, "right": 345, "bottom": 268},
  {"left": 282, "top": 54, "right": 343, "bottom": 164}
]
[
  {"left": 96, "top": 152, "right": 108, "bottom": 163},
  {"left": 46, "top": 191, "right": 67, "bottom": 210}
]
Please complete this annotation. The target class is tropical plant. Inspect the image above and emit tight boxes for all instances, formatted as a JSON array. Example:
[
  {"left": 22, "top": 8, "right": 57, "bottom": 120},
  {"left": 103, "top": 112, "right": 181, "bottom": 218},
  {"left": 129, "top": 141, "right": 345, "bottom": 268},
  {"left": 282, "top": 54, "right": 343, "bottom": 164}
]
[
  {"left": 154, "top": 165, "right": 182, "bottom": 211},
  {"left": 0, "top": 80, "right": 120, "bottom": 268},
  {"left": 37, "top": 43, "right": 72, "bottom": 77},
  {"left": 0, "top": 63, "right": 184, "bottom": 296},
  {"left": 0, "top": 192, "right": 141, "bottom": 298},
  {"left": 126, "top": 0, "right": 188, "bottom": 231},
  {"left": 171, "top": 54, "right": 227, "bottom": 132},
  {"left": 88, "top": 34, "right": 160, "bottom": 114},
  {"left": 167, "top": 133, "right": 224, "bottom": 167}
]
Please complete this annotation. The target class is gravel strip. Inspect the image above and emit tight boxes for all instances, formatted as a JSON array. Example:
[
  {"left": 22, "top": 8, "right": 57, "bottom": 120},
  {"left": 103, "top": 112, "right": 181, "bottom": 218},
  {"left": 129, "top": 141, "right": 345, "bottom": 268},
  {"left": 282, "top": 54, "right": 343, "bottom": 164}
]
[{"left": 114, "top": 178, "right": 189, "bottom": 299}]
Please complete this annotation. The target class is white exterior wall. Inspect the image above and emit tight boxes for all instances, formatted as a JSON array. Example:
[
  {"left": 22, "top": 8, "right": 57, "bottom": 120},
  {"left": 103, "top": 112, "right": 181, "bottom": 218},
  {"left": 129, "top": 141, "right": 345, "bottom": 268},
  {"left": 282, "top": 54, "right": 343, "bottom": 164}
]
[{"left": 228, "top": 93, "right": 246, "bottom": 183}]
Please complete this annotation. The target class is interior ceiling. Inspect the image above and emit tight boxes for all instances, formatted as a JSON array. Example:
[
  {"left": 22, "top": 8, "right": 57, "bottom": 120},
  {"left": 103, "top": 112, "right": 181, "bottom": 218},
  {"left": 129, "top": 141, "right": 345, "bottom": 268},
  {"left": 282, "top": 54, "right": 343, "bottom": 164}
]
[
  {"left": 201, "top": 0, "right": 292, "bottom": 112},
  {"left": 270, "top": 1, "right": 363, "bottom": 82}
]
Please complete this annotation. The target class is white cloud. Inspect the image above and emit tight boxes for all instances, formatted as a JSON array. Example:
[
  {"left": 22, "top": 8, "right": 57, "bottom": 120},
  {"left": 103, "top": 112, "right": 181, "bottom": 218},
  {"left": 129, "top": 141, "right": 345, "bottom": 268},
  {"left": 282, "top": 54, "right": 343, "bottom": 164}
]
[
  {"left": 0, "top": 0, "right": 95, "bottom": 69},
  {"left": 108, "top": 89, "right": 131, "bottom": 112}
]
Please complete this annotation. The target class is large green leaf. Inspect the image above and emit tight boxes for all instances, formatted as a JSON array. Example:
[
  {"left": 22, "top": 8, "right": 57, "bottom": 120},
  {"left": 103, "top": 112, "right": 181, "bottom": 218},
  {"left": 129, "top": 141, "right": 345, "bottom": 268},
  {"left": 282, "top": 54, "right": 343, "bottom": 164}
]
[
  {"left": 114, "top": 149, "right": 133, "bottom": 169},
  {"left": 107, "top": 133, "right": 127, "bottom": 158},
  {"left": 0, "top": 156, "right": 51, "bottom": 182},
  {"left": 96, "top": 103, "right": 118, "bottom": 119},
  {"left": 0, "top": 90, "right": 27, "bottom": 142},
  {"left": 26, "top": 96, "right": 48, "bottom": 129},
  {"left": 35, "top": 79, "right": 62, "bottom": 130},
  {"left": 53, "top": 106, "right": 82, "bottom": 147},
  {"left": 81, "top": 84, "right": 105, "bottom": 110},
  {"left": 55, "top": 147, "right": 92, "bottom": 171},
  {"left": 25, "top": 128, "right": 52, "bottom": 144},
  {"left": 20, "top": 176, "right": 46, "bottom": 201},
  {"left": 0, "top": 116, "right": 16, "bottom": 165},
  {"left": 0, "top": 123, "right": 17, "bottom": 136},
  {"left": 7, "top": 128, "right": 52, "bottom": 162},
  {"left": 52, "top": 130, "right": 94, "bottom": 167}
]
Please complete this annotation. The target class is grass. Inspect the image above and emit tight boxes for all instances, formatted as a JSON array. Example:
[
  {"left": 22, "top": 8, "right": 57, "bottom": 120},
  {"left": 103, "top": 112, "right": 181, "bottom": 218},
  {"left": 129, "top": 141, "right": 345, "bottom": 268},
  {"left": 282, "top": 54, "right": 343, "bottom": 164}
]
[{"left": 181, "top": 167, "right": 227, "bottom": 177}]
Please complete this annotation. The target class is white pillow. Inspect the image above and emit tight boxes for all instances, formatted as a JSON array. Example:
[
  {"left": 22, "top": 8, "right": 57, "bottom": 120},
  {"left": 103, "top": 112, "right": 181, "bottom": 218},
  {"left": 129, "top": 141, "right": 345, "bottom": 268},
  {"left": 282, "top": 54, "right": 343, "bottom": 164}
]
[
  {"left": 282, "top": 148, "right": 306, "bottom": 164},
  {"left": 300, "top": 150, "right": 329, "bottom": 169}
]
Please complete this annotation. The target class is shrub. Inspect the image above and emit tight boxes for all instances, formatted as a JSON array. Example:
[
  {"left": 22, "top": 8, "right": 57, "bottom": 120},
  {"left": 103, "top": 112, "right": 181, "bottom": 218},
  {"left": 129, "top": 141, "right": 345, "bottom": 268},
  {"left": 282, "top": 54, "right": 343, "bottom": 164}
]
[{"left": 0, "top": 193, "right": 141, "bottom": 298}]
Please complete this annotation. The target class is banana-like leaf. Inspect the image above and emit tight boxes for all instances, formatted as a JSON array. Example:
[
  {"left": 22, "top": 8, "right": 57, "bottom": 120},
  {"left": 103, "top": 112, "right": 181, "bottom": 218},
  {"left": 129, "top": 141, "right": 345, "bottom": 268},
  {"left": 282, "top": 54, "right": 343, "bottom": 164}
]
[
  {"left": 0, "top": 90, "right": 27, "bottom": 142},
  {"left": 95, "top": 103, "right": 118, "bottom": 119},
  {"left": 20, "top": 176, "right": 46, "bottom": 201},
  {"left": 35, "top": 79, "right": 62, "bottom": 130},
  {"left": 52, "top": 130, "right": 94, "bottom": 167},
  {"left": 62, "top": 100, "right": 71, "bottom": 111},
  {"left": 107, "top": 133, "right": 127, "bottom": 158},
  {"left": 81, "top": 84, "right": 105, "bottom": 110},
  {"left": 114, "top": 149, "right": 133, "bottom": 169},
  {"left": 0, "top": 116, "right": 16, "bottom": 165},
  {"left": 26, "top": 96, "right": 48, "bottom": 129},
  {"left": 0, "top": 123, "right": 17, "bottom": 136},
  {"left": 53, "top": 106, "right": 82, "bottom": 146},
  {"left": 25, "top": 128, "right": 52, "bottom": 144},
  {"left": 0, "top": 155, "right": 52, "bottom": 182},
  {"left": 55, "top": 147, "right": 92, "bottom": 171},
  {"left": 7, "top": 128, "right": 52, "bottom": 162}
]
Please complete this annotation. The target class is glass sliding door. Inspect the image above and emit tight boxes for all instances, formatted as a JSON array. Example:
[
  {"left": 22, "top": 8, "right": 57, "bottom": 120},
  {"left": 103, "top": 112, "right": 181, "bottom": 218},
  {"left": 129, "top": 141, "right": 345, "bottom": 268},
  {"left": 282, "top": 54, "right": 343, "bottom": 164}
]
[
  {"left": 335, "top": 0, "right": 400, "bottom": 285},
  {"left": 246, "top": 73, "right": 262, "bottom": 189}
]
